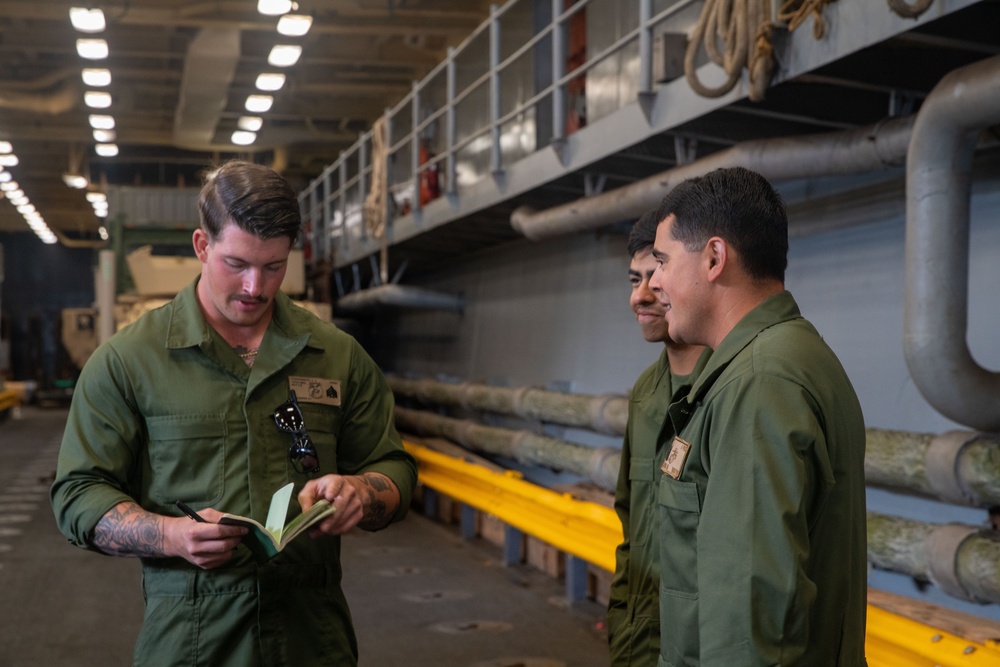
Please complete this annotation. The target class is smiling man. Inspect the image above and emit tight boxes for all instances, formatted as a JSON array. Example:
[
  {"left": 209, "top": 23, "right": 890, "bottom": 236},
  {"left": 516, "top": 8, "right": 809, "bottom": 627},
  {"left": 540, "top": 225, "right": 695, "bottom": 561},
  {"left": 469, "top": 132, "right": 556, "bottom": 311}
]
[
  {"left": 608, "top": 210, "right": 707, "bottom": 666},
  {"left": 51, "top": 160, "right": 416, "bottom": 666},
  {"left": 648, "top": 167, "right": 867, "bottom": 666}
]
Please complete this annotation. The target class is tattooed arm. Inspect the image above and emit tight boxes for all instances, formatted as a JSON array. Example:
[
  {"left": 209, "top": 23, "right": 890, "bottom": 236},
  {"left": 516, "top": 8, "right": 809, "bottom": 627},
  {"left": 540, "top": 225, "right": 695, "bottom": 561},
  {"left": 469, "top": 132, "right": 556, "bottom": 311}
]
[
  {"left": 92, "top": 501, "right": 248, "bottom": 568},
  {"left": 298, "top": 472, "right": 401, "bottom": 534}
]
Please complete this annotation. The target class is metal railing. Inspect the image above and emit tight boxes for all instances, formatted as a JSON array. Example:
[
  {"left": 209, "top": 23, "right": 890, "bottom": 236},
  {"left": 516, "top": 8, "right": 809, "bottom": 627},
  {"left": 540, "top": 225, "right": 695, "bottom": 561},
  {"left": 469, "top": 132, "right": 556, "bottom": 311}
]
[{"left": 298, "top": 0, "right": 702, "bottom": 276}]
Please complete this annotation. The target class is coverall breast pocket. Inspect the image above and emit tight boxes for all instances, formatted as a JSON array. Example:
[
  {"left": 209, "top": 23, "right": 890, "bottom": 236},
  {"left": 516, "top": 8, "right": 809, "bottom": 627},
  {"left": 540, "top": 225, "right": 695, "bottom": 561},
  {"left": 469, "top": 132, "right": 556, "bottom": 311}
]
[
  {"left": 298, "top": 404, "right": 341, "bottom": 474},
  {"left": 657, "top": 476, "right": 701, "bottom": 597},
  {"left": 146, "top": 414, "right": 226, "bottom": 506}
]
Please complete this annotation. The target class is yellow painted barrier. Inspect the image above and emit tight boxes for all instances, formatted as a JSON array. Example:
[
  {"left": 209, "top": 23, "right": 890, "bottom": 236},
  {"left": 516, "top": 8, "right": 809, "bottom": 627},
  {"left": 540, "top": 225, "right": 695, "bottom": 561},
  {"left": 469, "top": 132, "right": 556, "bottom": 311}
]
[
  {"left": 0, "top": 388, "right": 19, "bottom": 412},
  {"left": 404, "top": 439, "right": 1000, "bottom": 666},
  {"left": 404, "top": 440, "right": 621, "bottom": 572}
]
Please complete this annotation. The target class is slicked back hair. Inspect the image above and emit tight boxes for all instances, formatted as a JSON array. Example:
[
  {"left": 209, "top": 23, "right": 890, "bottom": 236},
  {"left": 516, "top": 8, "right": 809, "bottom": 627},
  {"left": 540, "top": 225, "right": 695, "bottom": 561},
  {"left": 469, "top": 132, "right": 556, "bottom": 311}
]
[
  {"left": 627, "top": 208, "right": 660, "bottom": 258},
  {"left": 652, "top": 167, "right": 788, "bottom": 282},
  {"left": 198, "top": 160, "right": 301, "bottom": 243}
]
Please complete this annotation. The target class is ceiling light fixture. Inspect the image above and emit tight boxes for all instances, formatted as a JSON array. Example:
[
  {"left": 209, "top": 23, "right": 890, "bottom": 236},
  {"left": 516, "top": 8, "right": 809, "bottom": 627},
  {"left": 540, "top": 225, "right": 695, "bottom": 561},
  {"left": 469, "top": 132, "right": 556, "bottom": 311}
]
[
  {"left": 92, "top": 129, "right": 117, "bottom": 143},
  {"left": 231, "top": 130, "right": 257, "bottom": 146},
  {"left": 0, "top": 155, "right": 19, "bottom": 167},
  {"left": 69, "top": 7, "right": 106, "bottom": 32},
  {"left": 76, "top": 38, "right": 109, "bottom": 60},
  {"left": 258, "top": 0, "right": 294, "bottom": 16},
  {"left": 255, "top": 73, "right": 286, "bottom": 92},
  {"left": 0, "top": 172, "right": 11, "bottom": 183},
  {"left": 10, "top": 195, "right": 29, "bottom": 207},
  {"left": 63, "top": 174, "right": 89, "bottom": 189},
  {"left": 95, "top": 143, "right": 119, "bottom": 157},
  {"left": 88, "top": 114, "right": 116, "bottom": 130},
  {"left": 0, "top": 181, "right": 18, "bottom": 192},
  {"left": 0, "top": 141, "right": 11, "bottom": 154},
  {"left": 17, "top": 203, "right": 36, "bottom": 215},
  {"left": 86, "top": 192, "right": 107, "bottom": 203},
  {"left": 237, "top": 116, "right": 263, "bottom": 132},
  {"left": 245, "top": 95, "right": 274, "bottom": 113},
  {"left": 267, "top": 45, "right": 302, "bottom": 67},
  {"left": 84, "top": 91, "right": 113, "bottom": 108},
  {"left": 82, "top": 68, "right": 112, "bottom": 86},
  {"left": 277, "top": 14, "right": 312, "bottom": 36},
  {"left": 5, "top": 188, "right": 24, "bottom": 199}
]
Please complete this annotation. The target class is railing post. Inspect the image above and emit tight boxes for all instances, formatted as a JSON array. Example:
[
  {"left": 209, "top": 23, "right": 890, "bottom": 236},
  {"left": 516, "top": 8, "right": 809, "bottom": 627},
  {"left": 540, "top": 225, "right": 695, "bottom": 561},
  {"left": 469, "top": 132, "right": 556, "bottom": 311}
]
[
  {"left": 337, "top": 154, "right": 346, "bottom": 263},
  {"left": 489, "top": 3, "right": 502, "bottom": 176},
  {"left": 359, "top": 132, "right": 368, "bottom": 232},
  {"left": 446, "top": 47, "right": 457, "bottom": 196},
  {"left": 411, "top": 81, "right": 422, "bottom": 216},
  {"left": 383, "top": 106, "right": 393, "bottom": 240},
  {"left": 551, "top": 0, "right": 566, "bottom": 150},
  {"left": 322, "top": 166, "right": 334, "bottom": 252}
]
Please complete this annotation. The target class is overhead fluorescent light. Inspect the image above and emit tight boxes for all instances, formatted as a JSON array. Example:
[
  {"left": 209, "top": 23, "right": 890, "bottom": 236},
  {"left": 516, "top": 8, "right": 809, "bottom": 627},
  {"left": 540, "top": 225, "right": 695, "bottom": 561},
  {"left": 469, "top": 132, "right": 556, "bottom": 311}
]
[
  {"left": 0, "top": 172, "right": 11, "bottom": 183},
  {"left": 5, "top": 188, "right": 24, "bottom": 199},
  {"left": 89, "top": 114, "right": 116, "bottom": 129},
  {"left": 94, "top": 208, "right": 108, "bottom": 218},
  {"left": 231, "top": 130, "right": 257, "bottom": 146},
  {"left": 82, "top": 68, "right": 112, "bottom": 86},
  {"left": 237, "top": 116, "right": 263, "bottom": 132},
  {"left": 0, "top": 155, "right": 18, "bottom": 167},
  {"left": 95, "top": 143, "right": 119, "bottom": 157},
  {"left": 76, "top": 38, "right": 109, "bottom": 60},
  {"left": 277, "top": 14, "right": 312, "bottom": 36},
  {"left": 63, "top": 174, "right": 89, "bottom": 189},
  {"left": 245, "top": 95, "right": 274, "bottom": 113},
  {"left": 267, "top": 45, "right": 302, "bottom": 67},
  {"left": 98, "top": 226, "right": 109, "bottom": 240},
  {"left": 10, "top": 195, "right": 29, "bottom": 207},
  {"left": 86, "top": 192, "right": 107, "bottom": 203},
  {"left": 255, "top": 73, "right": 286, "bottom": 92},
  {"left": 0, "top": 141, "right": 11, "bottom": 154},
  {"left": 70, "top": 7, "right": 106, "bottom": 32},
  {"left": 40, "top": 232, "right": 59, "bottom": 245},
  {"left": 17, "top": 203, "right": 36, "bottom": 215},
  {"left": 84, "top": 91, "right": 113, "bottom": 108},
  {"left": 93, "top": 129, "right": 116, "bottom": 142},
  {"left": 257, "top": 0, "right": 293, "bottom": 16},
  {"left": 93, "top": 203, "right": 109, "bottom": 214},
  {"left": 0, "top": 181, "right": 18, "bottom": 191}
]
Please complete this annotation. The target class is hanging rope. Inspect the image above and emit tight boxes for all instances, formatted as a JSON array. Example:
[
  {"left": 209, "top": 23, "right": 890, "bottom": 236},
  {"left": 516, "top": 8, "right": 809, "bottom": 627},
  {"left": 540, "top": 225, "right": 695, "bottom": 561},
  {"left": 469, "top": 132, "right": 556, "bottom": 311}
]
[
  {"left": 777, "top": 0, "right": 838, "bottom": 39},
  {"left": 363, "top": 116, "right": 387, "bottom": 241},
  {"left": 887, "top": 0, "right": 933, "bottom": 19},
  {"left": 684, "top": 0, "right": 776, "bottom": 102}
]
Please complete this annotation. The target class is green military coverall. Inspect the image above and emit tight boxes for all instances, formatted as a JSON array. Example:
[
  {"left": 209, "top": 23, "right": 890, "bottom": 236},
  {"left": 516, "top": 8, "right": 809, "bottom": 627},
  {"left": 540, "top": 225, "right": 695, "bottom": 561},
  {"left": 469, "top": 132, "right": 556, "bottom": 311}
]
[
  {"left": 608, "top": 348, "right": 708, "bottom": 666},
  {"left": 51, "top": 280, "right": 417, "bottom": 667},
  {"left": 657, "top": 291, "right": 867, "bottom": 667}
]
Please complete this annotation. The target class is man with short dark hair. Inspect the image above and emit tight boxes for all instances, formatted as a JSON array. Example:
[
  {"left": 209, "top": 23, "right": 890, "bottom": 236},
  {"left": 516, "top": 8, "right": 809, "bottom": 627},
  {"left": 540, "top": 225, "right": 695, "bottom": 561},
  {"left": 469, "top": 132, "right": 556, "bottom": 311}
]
[
  {"left": 51, "top": 160, "right": 417, "bottom": 666},
  {"left": 608, "top": 209, "right": 706, "bottom": 666},
  {"left": 649, "top": 167, "right": 867, "bottom": 666}
]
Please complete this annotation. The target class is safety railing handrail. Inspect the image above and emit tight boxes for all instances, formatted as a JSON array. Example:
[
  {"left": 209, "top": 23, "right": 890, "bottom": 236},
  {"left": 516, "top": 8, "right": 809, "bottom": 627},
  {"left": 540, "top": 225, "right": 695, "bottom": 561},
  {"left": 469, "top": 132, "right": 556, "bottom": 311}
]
[{"left": 299, "top": 0, "right": 705, "bottom": 270}]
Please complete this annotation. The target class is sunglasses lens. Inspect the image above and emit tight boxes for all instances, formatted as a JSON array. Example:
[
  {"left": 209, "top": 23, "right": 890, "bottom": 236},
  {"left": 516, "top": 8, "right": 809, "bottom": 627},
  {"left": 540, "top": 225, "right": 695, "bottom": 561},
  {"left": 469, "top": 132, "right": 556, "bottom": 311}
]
[
  {"left": 274, "top": 403, "right": 304, "bottom": 432},
  {"left": 290, "top": 438, "right": 320, "bottom": 473}
]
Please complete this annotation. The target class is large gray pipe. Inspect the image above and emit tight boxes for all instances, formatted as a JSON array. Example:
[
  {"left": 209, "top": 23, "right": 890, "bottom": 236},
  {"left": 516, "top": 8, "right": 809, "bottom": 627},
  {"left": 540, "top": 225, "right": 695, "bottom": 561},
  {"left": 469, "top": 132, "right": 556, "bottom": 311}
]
[
  {"left": 335, "top": 284, "right": 464, "bottom": 314},
  {"left": 510, "top": 116, "right": 914, "bottom": 240},
  {"left": 904, "top": 54, "right": 1000, "bottom": 433}
]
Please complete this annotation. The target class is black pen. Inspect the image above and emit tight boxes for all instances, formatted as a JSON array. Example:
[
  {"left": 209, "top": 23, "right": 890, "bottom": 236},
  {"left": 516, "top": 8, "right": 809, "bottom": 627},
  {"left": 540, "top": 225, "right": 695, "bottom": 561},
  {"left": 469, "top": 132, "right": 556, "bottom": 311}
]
[{"left": 176, "top": 500, "right": 208, "bottom": 523}]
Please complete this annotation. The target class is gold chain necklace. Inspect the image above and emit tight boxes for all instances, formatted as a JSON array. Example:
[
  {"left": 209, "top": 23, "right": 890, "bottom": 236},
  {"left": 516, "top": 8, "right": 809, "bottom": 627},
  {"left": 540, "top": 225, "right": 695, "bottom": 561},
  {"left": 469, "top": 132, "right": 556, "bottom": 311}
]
[{"left": 236, "top": 347, "right": 259, "bottom": 359}]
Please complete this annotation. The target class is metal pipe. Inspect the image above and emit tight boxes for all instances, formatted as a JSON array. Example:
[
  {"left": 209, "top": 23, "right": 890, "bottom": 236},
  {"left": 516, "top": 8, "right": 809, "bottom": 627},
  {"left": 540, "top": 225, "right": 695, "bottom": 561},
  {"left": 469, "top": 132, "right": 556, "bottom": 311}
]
[
  {"left": 395, "top": 406, "right": 620, "bottom": 491},
  {"left": 867, "top": 512, "right": 1000, "bottom": 604},
  {"left": 388, "top": 375, "right": 628, "bottom": 435},
  {"left": 904, "top": 54, "right": 1000, "bottom": 432},
  {"left": 334, "top": 284, "right": 464, "bottom": 314},
  {"left": 510, "top": 115, "right": 914, "bottom": 240}
]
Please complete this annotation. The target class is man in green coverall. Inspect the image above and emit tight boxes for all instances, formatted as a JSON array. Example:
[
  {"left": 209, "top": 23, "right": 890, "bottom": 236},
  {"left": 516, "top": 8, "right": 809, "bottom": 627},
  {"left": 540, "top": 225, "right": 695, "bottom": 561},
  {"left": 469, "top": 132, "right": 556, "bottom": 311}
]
[
  {"left": 51, "top": 160, "right": 417, "bottom": 667},
  {"left": 649, "top": 167, "right": 867, "bottom": 666},
  {"left": 608, "top": 210, "right": 706, "bottom": 665}
]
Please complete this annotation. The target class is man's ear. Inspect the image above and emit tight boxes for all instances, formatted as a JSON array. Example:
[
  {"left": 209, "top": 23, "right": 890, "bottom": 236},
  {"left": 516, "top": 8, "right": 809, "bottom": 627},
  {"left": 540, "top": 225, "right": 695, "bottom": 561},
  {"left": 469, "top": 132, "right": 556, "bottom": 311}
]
[
  {"left": 705, "top": 237, "right": 727, "bottom": 282},
  {"left": 192, "top": 229, "right": 209, "bottom": 261}
]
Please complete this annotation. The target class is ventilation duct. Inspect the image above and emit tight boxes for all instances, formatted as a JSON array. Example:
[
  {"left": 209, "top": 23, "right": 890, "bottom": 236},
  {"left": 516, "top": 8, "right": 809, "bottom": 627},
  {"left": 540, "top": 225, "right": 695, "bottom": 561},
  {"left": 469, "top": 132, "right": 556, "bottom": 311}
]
[
  {"left": 335, "top": 284, "right": 464, "bottom": 314},
  {"left": 173, "top": 27, "right": 241, "bottom": 151}
]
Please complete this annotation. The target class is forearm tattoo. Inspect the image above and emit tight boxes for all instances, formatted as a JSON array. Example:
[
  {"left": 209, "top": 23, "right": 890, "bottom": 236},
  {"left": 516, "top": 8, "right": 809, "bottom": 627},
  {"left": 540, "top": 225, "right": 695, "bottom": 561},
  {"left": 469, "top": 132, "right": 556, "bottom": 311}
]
[
  {"left": 92, "top": 502, "right": 166, "bottom": 558},
  {"left": 357, "top": 473, "right": 395, "bottom": 531}
]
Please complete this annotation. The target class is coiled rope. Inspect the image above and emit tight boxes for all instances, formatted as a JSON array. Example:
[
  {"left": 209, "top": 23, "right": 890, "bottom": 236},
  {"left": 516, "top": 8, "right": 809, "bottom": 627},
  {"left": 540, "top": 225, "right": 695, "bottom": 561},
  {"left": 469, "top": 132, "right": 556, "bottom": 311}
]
[{"left": 684, "top": 0, "right": 775, "bottom": 102}]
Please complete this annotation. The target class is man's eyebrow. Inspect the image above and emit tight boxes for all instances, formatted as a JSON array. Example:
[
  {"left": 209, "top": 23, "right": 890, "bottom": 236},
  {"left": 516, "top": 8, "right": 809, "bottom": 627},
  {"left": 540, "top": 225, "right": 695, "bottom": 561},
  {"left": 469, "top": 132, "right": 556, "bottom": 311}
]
[{"left": 651, "top": 247, "right": 665, "bottom": 259}]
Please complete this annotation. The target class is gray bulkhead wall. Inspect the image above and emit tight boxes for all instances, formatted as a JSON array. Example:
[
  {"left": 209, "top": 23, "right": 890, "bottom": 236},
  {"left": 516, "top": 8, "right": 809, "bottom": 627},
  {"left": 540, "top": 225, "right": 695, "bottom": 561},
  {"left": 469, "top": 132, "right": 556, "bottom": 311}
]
[{"left": 375, "top": 176, "right": 1000, "bottom": 620}]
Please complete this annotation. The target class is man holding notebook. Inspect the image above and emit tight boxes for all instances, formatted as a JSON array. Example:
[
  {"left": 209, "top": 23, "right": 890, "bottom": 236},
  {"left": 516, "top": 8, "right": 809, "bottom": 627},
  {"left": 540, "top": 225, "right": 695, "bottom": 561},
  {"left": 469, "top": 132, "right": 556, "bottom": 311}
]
[{"left": 51, "top": 160, "right": 416, "bottom": 666}]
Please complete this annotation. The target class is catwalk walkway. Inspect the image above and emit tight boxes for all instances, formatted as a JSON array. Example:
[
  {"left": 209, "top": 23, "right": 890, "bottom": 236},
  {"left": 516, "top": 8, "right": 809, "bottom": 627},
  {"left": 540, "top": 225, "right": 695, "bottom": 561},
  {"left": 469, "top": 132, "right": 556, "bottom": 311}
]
[{"left": 0, "top": 406, "right": 609, "bottom": 667}]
